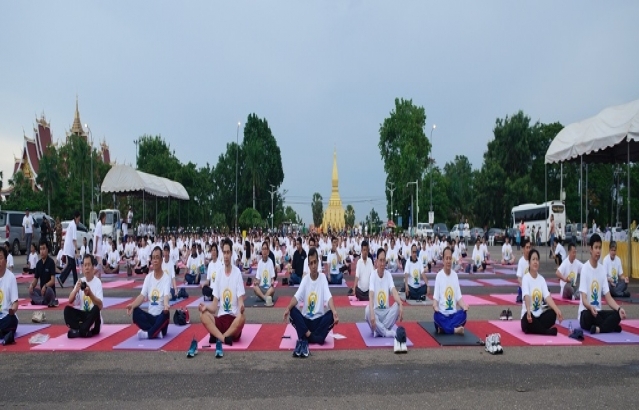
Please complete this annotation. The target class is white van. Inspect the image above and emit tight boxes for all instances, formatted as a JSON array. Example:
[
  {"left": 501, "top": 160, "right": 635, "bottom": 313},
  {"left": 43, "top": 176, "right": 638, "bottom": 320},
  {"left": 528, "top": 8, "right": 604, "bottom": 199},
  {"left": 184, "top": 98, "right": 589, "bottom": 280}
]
[
  {"left": 96, "top": 209, "right": 122, "bottom": 241},
  {"left": 415, "top": 222, "right": 434, "bottom": 238}
]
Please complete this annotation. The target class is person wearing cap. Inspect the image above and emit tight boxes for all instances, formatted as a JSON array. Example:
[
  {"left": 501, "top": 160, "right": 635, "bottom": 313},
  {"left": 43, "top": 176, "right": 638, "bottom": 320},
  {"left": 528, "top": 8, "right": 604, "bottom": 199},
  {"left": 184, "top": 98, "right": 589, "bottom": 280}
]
[
  {"left": 22, "top": 208, "right": 35, "bottom": 265},
  {"left": 603, "top": 241, "right": 630, "bottom": 298}
]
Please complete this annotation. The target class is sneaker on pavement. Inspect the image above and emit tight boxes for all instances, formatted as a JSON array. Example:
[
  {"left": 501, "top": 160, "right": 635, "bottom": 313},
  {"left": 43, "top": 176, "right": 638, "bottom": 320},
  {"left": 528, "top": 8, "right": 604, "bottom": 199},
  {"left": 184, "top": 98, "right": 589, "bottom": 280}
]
[
  {"left": 137, "top": 329, "right": 149, "bottom": 340},
  {"left": 506, "top": 309, "right": 513, "bottom": 321},
  {"left": 186, "top": 337, "right": 198, "bottom": 358},
  {"left": 300, "top": 340, "right": 310, "bottom": 358},
  {"left": 499, "top": 310, "right": 507, "bottom": 320},
  {"left": 265, "top": 296, "right": 274, "bottom": 307},
  {"left": 2, "top": 331, "right": 15, "bottom": 346},
  {"left": 215, "top": 340, "right": 224, "bottom": 358},
  {"left": 394, "top": 337, "right": 402, "bottom": 353},
  {"left": 293, "top": 340, "right": 302, "bottom": 357},
  {"left": 32, "top": 311, "right": 46, "bottom": 323}
]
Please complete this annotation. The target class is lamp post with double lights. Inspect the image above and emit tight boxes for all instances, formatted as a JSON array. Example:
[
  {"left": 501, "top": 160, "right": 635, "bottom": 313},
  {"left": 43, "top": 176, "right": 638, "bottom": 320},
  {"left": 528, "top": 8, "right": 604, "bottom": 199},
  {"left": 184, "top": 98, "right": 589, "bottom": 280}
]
[
  {"left": 429, "top": 124, "right": 436, "bottom": 213},
  {"left": 235, "top": 122, "right": 241, "bottom": 234},
  {"left": 387, "top": 182, "right": 395, "bottom": 222}
]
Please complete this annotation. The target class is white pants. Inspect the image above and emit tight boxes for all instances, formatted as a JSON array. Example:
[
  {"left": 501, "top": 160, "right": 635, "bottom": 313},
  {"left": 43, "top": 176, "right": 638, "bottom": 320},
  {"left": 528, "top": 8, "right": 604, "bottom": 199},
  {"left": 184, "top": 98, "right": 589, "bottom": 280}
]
[{"left": 365, "top": 304, "right": 400, "bottom": 337}]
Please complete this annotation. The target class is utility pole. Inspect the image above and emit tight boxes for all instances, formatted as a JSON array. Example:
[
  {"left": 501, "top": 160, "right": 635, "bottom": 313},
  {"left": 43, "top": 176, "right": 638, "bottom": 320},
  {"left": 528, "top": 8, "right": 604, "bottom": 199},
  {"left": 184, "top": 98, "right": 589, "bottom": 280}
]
[
  {"left": 387, "top": 182, "right": 395, "bottom": 221},
  {"left": 268, "top": 184, "right": 277, "bottom": 231}
]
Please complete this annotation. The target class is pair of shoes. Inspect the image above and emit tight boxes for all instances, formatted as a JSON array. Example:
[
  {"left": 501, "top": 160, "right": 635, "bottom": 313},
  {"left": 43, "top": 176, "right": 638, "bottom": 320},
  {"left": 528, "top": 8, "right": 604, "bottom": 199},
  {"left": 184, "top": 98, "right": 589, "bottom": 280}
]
[
  {"left": 215, "top": 340, "right": 224, "bottom": 358},
  {"left": 48, "top": 299, "right": 59, "bottom": 308},
  {"left": 293, "top": 340, "right": 302, "bottom": 357},
  {"left": 506, "top": 309, "right": 513, "bottom": 320},
  {"left": 265, "top": 296, "right": 274, "bottom": 307},
  {"left": 32, "top": 311, "right": 46, "bottom": 323},
  {"left": 186, "top": 337, "right": 198, "bottom": 358},
  {"left": 67, "top": 329, "right": 80, "bottom": 339},
  {"left": 484, "top": 333, "right": 504, "bottom": 355},
  {"left": 2, "top": 331, "right": 15, "bottom": 346},
  {"left": 393, "top": 326, "right": 408, "bottom": 353},
  {"left": 499, "top": 310, "right": 507, "bottom": 320}
]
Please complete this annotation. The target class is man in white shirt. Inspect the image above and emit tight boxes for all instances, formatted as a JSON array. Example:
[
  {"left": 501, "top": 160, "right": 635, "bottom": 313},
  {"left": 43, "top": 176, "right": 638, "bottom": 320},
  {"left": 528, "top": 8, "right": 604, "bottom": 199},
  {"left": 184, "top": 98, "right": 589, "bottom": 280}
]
[
  {"left": 126, "top": 247, "right": 171, "bottom": 340},
  {"left": 603, "top": 241, "right": 630, "bottom": 298},
  {"left": 350, "top": 240, "right": 373, "bottom": 301},
  {"left": 366, "top": 247, "right": 403, "bottom": 338},
  {"left": 555, "top": 243, "right": 582, "bottom": 300},
  {"left": 198, "top": 238, "right": 246, "bottom": 358},
  {"left": 404, "top": 244, "right": 427, "bottom": 300},
  {"left": 515, "top": 239, "right": 531, "bottom": 303},
  {"left": 64, "top": 254, "right": 104, "bottom": 338},
  {"left": 326, "top": 236, "right": 346, "bottom": 285},
  {"left": 471, "top": 240, "right": 486, "bottom": 273},
  {"left": 124, "top": 205, "right": 133, "bottom": 243},
  {"left": 578, "top": 234, "right": 627, "bottom": 334},
  {"left": 553, "top": 241, "right": 567, "bottom": 266},
  {"left": 133, "top": 237, "right": 150, "bottom": 275},
  {"left": 0, "top": 247, "right": 19, "bottom": 345},
  {"left": 253, "top": 242, "right": 276, "bottom": 305},
  {"left": 93, "top": 212, "right": 106, "bottom": 274},
  {"left": 501, "top": 237, "right": 513, "bottom": 265},
  {"left": 386, "top": 238, "right": 399, "bottom": 272},
  {"left": 433, "top": 247, "right": 469, "bottom": 335},
  {"left": 201, "top": 242, "right": 222, "bottom": 301},
  {"left": 59, "top": 211, "right": 80, "bottom": 287},
  {"left": 22, "top": 208, "right": 35, "bottom": 262},
  {"left": 283, "top": 247, "right": 338, "bottom": 358}
]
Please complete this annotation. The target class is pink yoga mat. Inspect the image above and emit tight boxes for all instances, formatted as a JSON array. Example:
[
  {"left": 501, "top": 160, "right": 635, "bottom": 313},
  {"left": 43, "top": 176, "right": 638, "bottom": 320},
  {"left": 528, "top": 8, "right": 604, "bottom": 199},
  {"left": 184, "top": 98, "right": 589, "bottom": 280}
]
[
  {"left": 102, "top": 297, "right": 132, "bottom": 309},
  {"left": 348, "top": 296, "right": 369, "bottom": 307},
  {"left": 462, "top": 295, "right": 496, "bottom": 306},
  {"left": 623, "top": 319, "right": 639, "bottom": 330},
  {"left": 355, "top": 322, "right": 413, "bottom": 347},
  {"left": 489, "top": 320, "right": 580, "bottom": 346},
  {"left": 19, "top": 300, "right": 68, "bottom": 310},
  {"left": 197, "top": 323, "right": 261, "bottom": 350},
  {"left": 559, "top": 319, "right": 639, "bottom": 344},
  {"left": 113, "top": 324, "right": 190, "bottom": 350},
  {"left": 102, "top": 280, "right": 135, "bottom": 289},
  {"left": 489, "top": 294, "right": 520, "bottom": 304},
  {"left": 478, "top": 278, "right": 518, "bottom": 287},
  {"left": 31, "top": 324, "right": 128, "bottom": 351},
  {"left": 279, "top": 324, "right": 334, "bottom": 350},
  {"left": 554, "top": 294, "right": 579, "bottom": 305}
]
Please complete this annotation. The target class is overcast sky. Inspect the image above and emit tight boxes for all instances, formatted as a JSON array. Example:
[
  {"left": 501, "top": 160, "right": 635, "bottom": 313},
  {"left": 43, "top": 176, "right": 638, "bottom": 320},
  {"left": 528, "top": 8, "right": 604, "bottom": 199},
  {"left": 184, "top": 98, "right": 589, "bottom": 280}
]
[{"left": 1, "top": 1, "right": 638, "bottom": 225}]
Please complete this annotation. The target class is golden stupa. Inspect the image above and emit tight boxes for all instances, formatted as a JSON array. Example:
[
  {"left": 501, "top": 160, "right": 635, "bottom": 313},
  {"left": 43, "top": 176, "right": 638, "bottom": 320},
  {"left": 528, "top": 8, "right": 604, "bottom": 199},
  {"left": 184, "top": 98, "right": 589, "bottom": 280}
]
[{"left": 322, "top": 149, "right": 345, "bottom": 231}]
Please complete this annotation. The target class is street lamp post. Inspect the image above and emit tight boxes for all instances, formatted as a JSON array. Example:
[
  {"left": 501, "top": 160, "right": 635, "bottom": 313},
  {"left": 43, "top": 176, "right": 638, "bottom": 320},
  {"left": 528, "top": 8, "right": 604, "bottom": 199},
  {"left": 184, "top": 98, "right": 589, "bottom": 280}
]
[
  {"left": 430, "top": 124, "right": 436, "bottom": 213},
  {"left": 85, "top": 124, "right": 94, "bottom": 212},
  {"left": 387, "top": 182, "right": 395, "bottom": 222},
  {"left": 268, "top": 184, "right": 277, "bottom": 231},
  {"left": 407, "top": 181, "right": 417, "bottom": 232},
  {"left": 235, "top": 122, "right": 240, "bottom": 234}
]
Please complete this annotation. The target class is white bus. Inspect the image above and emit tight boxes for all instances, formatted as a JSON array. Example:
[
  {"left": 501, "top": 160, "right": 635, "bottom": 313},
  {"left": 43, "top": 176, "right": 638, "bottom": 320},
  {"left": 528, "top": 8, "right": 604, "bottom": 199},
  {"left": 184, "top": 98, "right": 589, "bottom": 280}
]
[{"left": 511, "top": 200, "right": 566, "bottom": 244}]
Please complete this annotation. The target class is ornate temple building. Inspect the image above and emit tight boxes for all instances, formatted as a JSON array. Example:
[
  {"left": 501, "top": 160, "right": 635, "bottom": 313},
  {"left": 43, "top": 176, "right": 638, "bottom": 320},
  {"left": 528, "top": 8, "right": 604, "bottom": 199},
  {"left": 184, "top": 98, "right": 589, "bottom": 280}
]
[
  {"left": 322, "top": 149, "right": 345, "bottom": 231},
  {"left": 1, "top": 98, "right": 111, "bottom": 196}
]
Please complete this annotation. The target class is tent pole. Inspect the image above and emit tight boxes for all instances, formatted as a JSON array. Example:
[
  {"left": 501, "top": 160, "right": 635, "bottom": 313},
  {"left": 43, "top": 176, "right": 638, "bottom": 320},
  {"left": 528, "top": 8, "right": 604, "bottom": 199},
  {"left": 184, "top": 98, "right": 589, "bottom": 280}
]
[
  {"left": 560, "top": 163, "right": 563, "bottom": 201},
  {"left": 580, "top": 156, "right": 583, "bottom": 252},
  {"left": 155, "top": 197, "right": 158, "bottom": 234},
  {"left": 586, "top": 164, "right": 589, "bottom": 227},
  {"left": 545, "top": 163, "right": 548, "bottom": 257},
  {"left": 628, "top": 139, "right": 632, "bottom": 279},
  {"left": 168, "top": 197, "right": 170, "bottom": 231}
]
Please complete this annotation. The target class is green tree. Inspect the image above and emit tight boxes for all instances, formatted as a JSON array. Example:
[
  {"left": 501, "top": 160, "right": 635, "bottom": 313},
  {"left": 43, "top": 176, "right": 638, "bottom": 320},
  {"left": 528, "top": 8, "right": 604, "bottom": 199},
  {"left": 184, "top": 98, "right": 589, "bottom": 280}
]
[
  {"left": 422, "top": 167, "right": 451, "bottom": 227},
  {"left": 443, "top": 155, "right": 473, "bottom": 222},
  {"left": 239, "top": 208, "right": 262, "bottom": 230},
  {"left": 378, "top": 98, "right": 430, "bottom": 229},
  {"left": 311, "top": 192, "right": 323, "bottom": 228},
  {"left": 344, "top": 204, "right": 355, "bottom": 228},
  {"left": 211, "top": 212, "right": 228, "bottom": 231},
  {"left": 211, "top": 142, "right": 245, "bottom": 230},
  {"left": 36, "top": 146, "right": 60, "bottom": 216},
  {"left": 283, "top": 205, "right": 302, "bottom": 224},
  {"left": 4, "top": 171, "right": 45, "bottom": 212}
]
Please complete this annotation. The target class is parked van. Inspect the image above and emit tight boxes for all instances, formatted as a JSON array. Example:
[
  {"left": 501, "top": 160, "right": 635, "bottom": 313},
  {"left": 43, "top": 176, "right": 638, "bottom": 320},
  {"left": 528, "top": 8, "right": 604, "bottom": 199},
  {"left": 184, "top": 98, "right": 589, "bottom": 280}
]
[
  {"left": 415, "top": 222, "right": 434, "bottom": 238},
  {"left": 0, "top": 210, "right": 50, "bottom": 255},
  {"left": 97, "top": 209, "right": 122, "bottom": 241}
]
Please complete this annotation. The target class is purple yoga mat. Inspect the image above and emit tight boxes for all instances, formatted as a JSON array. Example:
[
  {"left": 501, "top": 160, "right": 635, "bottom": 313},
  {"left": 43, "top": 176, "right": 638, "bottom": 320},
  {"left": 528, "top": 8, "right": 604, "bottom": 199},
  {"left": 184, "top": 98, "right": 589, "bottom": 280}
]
[
  {"left": 458, "top": 279, "right": 484, "bottom": 287},
  {"left": 478, "top": 278, "right": 518, "bottom": 286},
  {"left": 16, "top": 324, "right": 51, "bottom": 338},
  {"left": 559, "top": 319, "right": 639, "bottom": 344},
  {"left": 113, "top": 324, "right": 191, "bottom": 350},
  {"left": 102, "top": 297, "right": 131, "bottom": 309},
  {"left": 355, "top": 322, "right": 413, "bottom": 347},
  {"left": 494, "top": 269, "right": 517, "bottom": 275}
]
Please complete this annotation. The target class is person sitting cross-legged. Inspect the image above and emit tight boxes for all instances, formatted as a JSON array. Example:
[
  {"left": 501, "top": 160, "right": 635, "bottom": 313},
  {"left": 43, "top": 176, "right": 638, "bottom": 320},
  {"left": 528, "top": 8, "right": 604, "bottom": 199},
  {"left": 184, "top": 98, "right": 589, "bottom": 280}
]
[
  {"left": 28, "top": 240, "right": 58, "bottom": 307},
  {"left": 578, "top": 234, "right": 628, "bottom": 334},
  {"left": 326, "top": 236, "right": 348, "bottom": 285},
  {"left": 520, "top": 249, "right": 563, "bottom": 336},
  {"left": 0, "top": 246, "right": 19, "bottom": 345},
  {"left": 253, "top": 242, "right": 275, "bottom": 306},
  {"left": 471, "top": 239, "right": 486, "bottom": 272},
  {"left": 433, "top": 246, "right": 469, "bottom": 335},
  {"left": 185, "top": 243, "right": 202, "bottom": 285},
  {"left": 198, "top": 238, "right": 245, "bottom": 358},
  {"left": 603, "top": 241, "right": 630, "bottom": 298},
  {"left": 283, "top": 247, "right": 339, "bottom": 358},
  {"left": 366, "top": 247, "right": 403, "bottom": 338},
  {"left": 126, "top": 246, "right": 171, "bottom": 340},
  {"left": 555, "top": 242, "right": 582, "bottom": 300},
  {"left": 403, "top": 244, "right": 427, "bottom": 300},
  {"left": 63, "top": 254, "right": 104, "bottom": 338},
  {"left": 501, "top": 237, "right": 513, "bottom": 265}
]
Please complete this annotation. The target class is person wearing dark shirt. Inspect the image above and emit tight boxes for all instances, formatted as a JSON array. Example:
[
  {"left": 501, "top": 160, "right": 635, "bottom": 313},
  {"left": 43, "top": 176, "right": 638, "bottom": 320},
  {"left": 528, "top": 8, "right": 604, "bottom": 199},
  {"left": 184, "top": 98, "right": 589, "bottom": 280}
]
[
  {"left": 290, "top": 237, "right": 306, "bottom": 286},
  {"left": 28, "top": 240, "right": 58, "bottom": 307}
]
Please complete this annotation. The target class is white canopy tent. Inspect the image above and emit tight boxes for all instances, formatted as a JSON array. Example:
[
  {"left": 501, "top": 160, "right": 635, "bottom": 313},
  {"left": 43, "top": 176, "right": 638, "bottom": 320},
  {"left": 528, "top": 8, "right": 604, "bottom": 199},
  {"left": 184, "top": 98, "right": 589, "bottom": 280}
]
[
  {"left": 545, "top": 98, "right": 639, "bottom": 278},
  {"left": 101, "top": 164, "right": 190, "bottom": 228}
]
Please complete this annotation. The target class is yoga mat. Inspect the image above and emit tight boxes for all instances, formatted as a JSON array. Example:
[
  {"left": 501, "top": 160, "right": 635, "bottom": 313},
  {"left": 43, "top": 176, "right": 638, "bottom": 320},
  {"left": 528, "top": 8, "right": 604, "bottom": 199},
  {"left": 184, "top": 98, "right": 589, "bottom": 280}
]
[
  {"left": 135, "top": 283, "right": 200, "bottom": 289},
  {"left": 197, "top": 323, "right": 261, "bottom": 351},
  {"left": 244, "top": 295, "right": 278, "bottom": 307},
  {"left": 355, "top": 322, "right": 413, "bottom": 347},
  {"left": 553, "top": 294, "right": 580, "bottom": 305},
  {"left": 31, "top": 324, "right": 128, "bottom": 351},
  {"left": 140, "top": 298, "right": 181, "bottom": 309},
  {"left": 113, "top": 324, "right": 190, "bottom": 350},
  {"left": 279, "top": 324, "right": 334, "bottom": 350},
  {"left": 478, "top": 278, "right": 518, "bottom": 287},
  {"left": 462, "top": 295, "right": 496, "bottom": 306},
  {"left": 495, "top": 269, "right": 517, "bottom": 275},
  {"left": 458, "top": 279, "right": 484, "bottom": 287},
  {"left": 348, "top": 296, "right": 369, "bottom": 307},
  {"left": 489, "top": 320, "right": 580, "bottom": 346},
  {"left": 418, "top": 322, "right": 481, "bottom": 346},
  {"left": 102, "top": 280, "right": 135, "bottom": 289},
  {"left": 16, "top": 324, "right": 51, "bottom": 339},
  {"left": 623, "top": 319, "right": 639, "bottom": 330},
  {"left": 559, "top": 319, "right": 639, "bottom": 344},
  {"left": 188, "top": 297, "right": 205, "bottom": 308},
  {"left": 19, "top": 300, "right": 68, "bottom": 310},
  {"left": 102, "top": 297, "right": 132, "bottom": 309},
  {"left": 489, "top": 294, "right": 520, "bottom": 304},
  {"left": 291, "top": 280, "right": 347, "bottom": 288}
]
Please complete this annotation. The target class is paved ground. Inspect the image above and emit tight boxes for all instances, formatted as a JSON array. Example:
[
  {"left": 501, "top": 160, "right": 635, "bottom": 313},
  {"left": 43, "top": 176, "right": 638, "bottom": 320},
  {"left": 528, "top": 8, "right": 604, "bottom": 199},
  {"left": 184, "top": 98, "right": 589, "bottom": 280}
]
[{"left": 3, "top": 245, "right": 638, "bottom": 408}]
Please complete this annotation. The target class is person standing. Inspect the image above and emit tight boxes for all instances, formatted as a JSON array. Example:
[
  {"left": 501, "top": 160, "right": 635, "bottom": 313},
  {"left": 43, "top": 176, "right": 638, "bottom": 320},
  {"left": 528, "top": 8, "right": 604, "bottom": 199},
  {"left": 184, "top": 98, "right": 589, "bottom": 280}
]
[
  {"left": 58, "top": 211, "right": 80, "bottom": 288},
  {"left": 125, "top": 205, "right": 133, "bottom": 243},
  {"left": 22, "top": 208, "right": 34, "bottom": 262},
  {"left": 93, "top": 212, "right": 106, "bottom": 275}
]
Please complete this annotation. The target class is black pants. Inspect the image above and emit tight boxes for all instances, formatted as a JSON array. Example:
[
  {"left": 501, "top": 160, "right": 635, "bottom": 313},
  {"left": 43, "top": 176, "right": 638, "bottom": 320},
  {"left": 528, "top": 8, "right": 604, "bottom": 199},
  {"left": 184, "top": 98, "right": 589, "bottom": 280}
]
[
  {"left": 0, "top": 314, "right": 18, "bottom": 337},
  {"left": 64, "top": 305, "right": 101, "bottom": 337},
  {"left": 520, "top": 309, "right": 557, "bottom": 335},
  {"left": 135, "top": 265, "right": 149, "bottom": 275},
  {"left": 59, "top": 256, "right": 78, "bottom": 286},
  {"left": 355, "top": 286, "right": 369, "bottom": 301},
  {"left": 202, "top": 285, "right": 213, "bottom": 298},
  {"left": 472, "top": 262, "right": 487, "bottom": 272},
  {"left": 580, "top": 309, "right": 622, "bottom": 334}
]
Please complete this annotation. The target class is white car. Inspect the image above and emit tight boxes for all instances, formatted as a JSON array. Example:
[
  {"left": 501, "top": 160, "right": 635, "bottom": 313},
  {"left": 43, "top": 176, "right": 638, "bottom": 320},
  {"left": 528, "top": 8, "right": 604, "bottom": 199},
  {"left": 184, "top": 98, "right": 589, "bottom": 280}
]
[
  {"left": 415, "top": 222, "right": 434, "bottom": 238},
  {"left": 450, "top": 224, "right": 464, "bottom": 241},
  {"left": 61, "top": 220, "right": 94, "bottom": 252}
]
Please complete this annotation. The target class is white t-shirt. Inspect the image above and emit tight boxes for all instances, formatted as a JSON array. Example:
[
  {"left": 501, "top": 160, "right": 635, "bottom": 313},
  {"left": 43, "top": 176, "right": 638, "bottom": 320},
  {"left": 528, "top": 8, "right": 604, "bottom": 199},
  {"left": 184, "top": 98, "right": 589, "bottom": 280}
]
[
  {"left": 472, "top": 246, "right": 484, "bottom": 266},
  {"left": 434, "top": 269, "right": 463, "bottom": 315},
  {"left": 127, "top": 210, "right": 133, "bottom": 224},
  {"left": 94, "top": 221, "right": 103, "bottom": 257},
  {"left": 355, "top": 257, "right": 374, "bottom": 292},
  {"left": 7, "top": 254, "right": 14, "bottom": 269},
  {"left": 0, "top": 270, "right": 19, "bottom": 318},
  {"left": 369, "top": 269, "right": 395, "bottom": 310},
  {"left": 516, "top": 256, "right": 530, "bottom": 279},
  {"left": 419, "top": 249, "right": 431, "bottom": 267},
  {"left": 107, "top": 250, "right": 120, "bottom": 268},
  {"left": 213, "top": 265, "right": 245, "bottom": 317},
  {"left": 23, "top": 215, "right": 34, "bottom": 234},
  {"left": 386, "top": 248, "right": 398, "bottom": 268},
  {"left": 502, "top": 243, "right": 513, "bottom": 262},
  {"left": 578, "top": 261, "right": 610, "bottom": 317},
  {"left": 404, "top": 259, "right": 425, "bottom": 289},
  {"left": 207, "top": 259, "right": 223, "bottom": 285},
  {"left": 140, "top": 271, "right": 172, "bottom": 316},
  {"left": 161, "top": 258, "right": 175, "bottom": 280},
  {"left": 602, "top": 254, "right": 623, "bottom": 285},
  {"left": 555, "top": 243, "right": 567, "bottom": 261},
  {"left": 520, "top": 273, "right": 550, "bottom": 319},
  {"left": 28, "top": 252, "right": 38, "bottom": 269},
  {"left": 63, "top": 220, "right": 78, "bottom": 257},
  {"left": 294, "top": 273, "right": 332, "bottom": 320},
  {"left": 557, "top": 257, "right": 583, "bottom": 294},
  {"left": 73, "top": 276, "right": 104, "bottom": 313},
  {"left": 186, "top": 254, "right": 200, "bottom": 274},
  {"left": 327, "top": 251, "right": 340, "bottom": 274},
  {"left": 256, "top": 258, "right": 275, "bottom": 288}
]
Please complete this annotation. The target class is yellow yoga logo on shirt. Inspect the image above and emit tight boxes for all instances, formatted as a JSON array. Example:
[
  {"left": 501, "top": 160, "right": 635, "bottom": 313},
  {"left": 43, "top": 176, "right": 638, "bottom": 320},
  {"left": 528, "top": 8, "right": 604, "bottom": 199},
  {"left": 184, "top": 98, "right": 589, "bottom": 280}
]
[
  {"left": 190, "top": 264, "right": 197, "bottom": 274},
  {"left": 412, "top": 269, "right": 420, "bottom": 285},
  {"left": 210, "top": 271, "right": 216, "bottom": 283},
  {"left": 445, "top": 286, "right": 455, "bottom": 311},
  {"left": 567, "top": 272, "right": 576, "bottom": 286},
  {"left": 611, "top": 268, "right": 618, "bottom": 284},
  {"left": 307, "top": 292, "right": 318, "bottom": 317},
  {"left": 150, "top": 289, "right": 160, "bottom": 306},
  {"left": 222, "top": 288, "right": 233, "bottom": 312},
  {"left": 262, "top": 269, "right": 269, "bottom": 287},
  {"left": 377, "top": 290, "right": 387, "bottom": 310},
  {"left": 591, "top": 281, "right": 600, "bottom": 306},
  {"left": 83, "top": 295, "right": 91, "bottom": 311},
  {"left": 525, "top": 267, "right": 529, "bottom": 275},
  {"left": 0, "top": 289, "right": 4, "bottom": 305},
  {"left": 163, "top": 269, "right": 169, "bottom": 277},
  {"left": 531, "top": 289, "right": 542, "bottom": 311}
]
